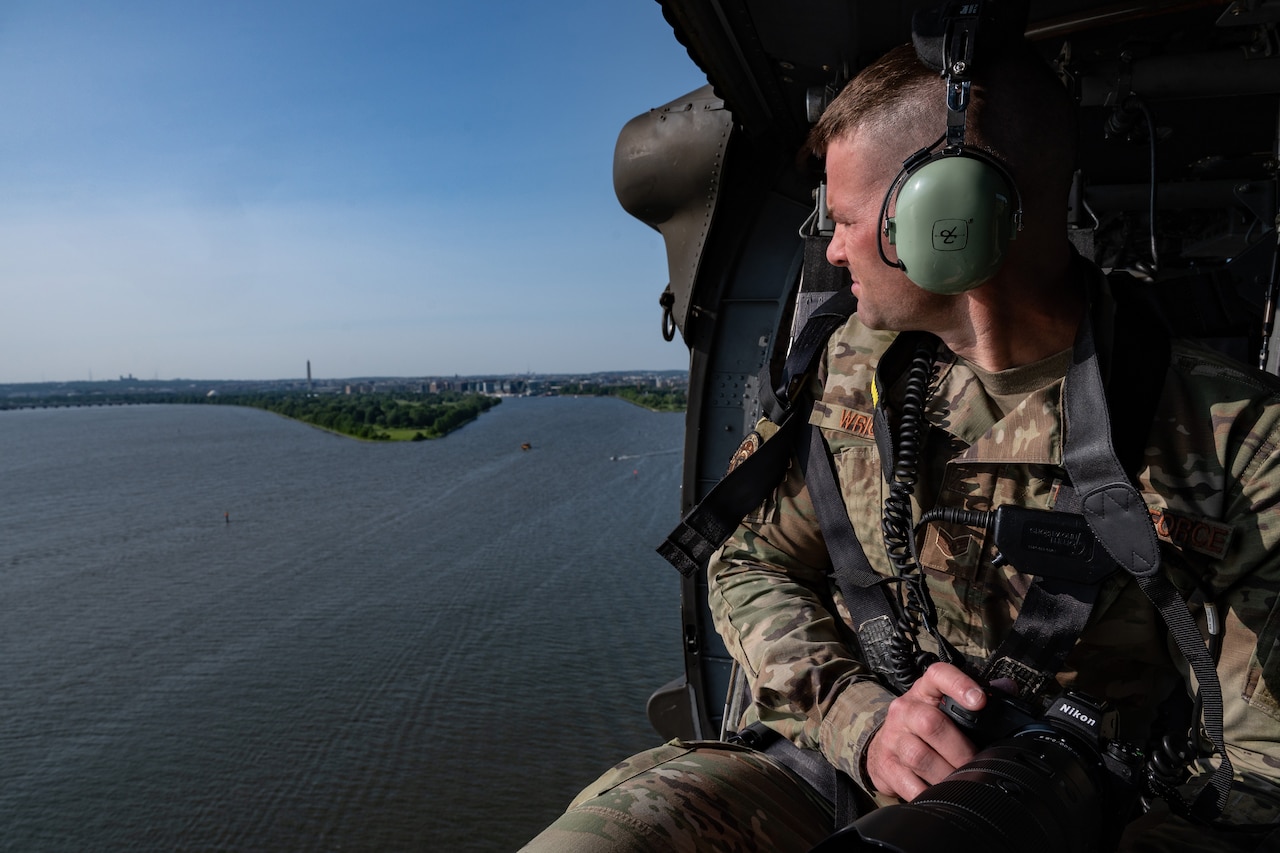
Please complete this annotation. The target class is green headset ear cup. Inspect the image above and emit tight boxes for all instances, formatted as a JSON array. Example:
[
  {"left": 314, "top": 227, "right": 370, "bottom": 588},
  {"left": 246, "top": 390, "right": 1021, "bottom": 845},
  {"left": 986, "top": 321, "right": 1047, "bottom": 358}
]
[{"left": 886, "top": 154, "right": 1017, "bottom": 294}]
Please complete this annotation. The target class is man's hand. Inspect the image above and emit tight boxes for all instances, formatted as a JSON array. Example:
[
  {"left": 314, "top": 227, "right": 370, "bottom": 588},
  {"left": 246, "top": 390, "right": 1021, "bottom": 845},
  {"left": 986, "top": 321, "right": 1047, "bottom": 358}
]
[{"left": 865, "top": 662, "right": 986, "bottom": 801}]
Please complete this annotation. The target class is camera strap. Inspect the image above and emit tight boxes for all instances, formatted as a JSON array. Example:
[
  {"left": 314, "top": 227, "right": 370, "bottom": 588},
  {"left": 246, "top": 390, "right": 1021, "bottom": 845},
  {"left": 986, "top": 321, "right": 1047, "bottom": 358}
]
[
  {"left": 1058, "top": 294, "right": 1233, "bottom": 820},
  {"left": 980, "top": 276, "right": 1230, "bottom": 819},
  {"left": 980, "top": 279, "right": 1167, "bottom": 694}
]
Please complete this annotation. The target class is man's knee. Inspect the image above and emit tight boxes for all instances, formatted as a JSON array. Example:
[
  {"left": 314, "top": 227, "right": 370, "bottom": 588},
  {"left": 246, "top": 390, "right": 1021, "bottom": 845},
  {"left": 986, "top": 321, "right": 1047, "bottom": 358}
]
[
  {"left": 565, "top": 741, "right": 697, "bottom": 809},
  {"left": 521, "top": 740, "right": 834, "bottom": 853}
]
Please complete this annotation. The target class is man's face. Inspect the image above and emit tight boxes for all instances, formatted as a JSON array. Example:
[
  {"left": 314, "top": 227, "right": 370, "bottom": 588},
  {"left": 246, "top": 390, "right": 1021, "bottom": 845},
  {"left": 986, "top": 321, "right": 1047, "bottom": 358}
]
[{"left": 824, "top": 132, "right": 954, "bottom": 331}]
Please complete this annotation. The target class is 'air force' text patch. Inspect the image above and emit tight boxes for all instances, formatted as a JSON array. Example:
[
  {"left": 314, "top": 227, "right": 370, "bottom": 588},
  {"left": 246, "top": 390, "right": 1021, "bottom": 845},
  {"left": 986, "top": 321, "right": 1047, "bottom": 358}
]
[{"left": 1148, "top": 507, "right": 1232, "bottom": 559}]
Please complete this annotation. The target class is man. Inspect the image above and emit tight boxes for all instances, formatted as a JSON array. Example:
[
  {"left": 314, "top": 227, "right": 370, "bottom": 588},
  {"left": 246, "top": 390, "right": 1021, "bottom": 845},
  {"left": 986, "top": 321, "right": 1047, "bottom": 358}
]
[{"left": 524, "top": 40, "right": 1280, "bottom": 852}]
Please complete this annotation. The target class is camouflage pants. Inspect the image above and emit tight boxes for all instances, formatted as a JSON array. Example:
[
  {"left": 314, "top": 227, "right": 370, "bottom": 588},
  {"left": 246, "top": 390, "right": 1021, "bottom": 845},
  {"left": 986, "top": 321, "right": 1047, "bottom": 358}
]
[
  {"left": 520, "top": 740, "right": 1280, "bottom": 852},
  {"left": 519, "top": 739, "right": 835, "bottom": 852}
]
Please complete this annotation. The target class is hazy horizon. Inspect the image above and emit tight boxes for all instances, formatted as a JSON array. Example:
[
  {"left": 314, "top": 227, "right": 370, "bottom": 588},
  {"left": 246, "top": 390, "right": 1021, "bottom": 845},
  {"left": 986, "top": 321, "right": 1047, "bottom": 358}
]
[
  {"left": 2, "top": 366, "right": 691, "bottom": 388},
  {"left": 0, "top": 2, "right": 707, "bottom": 384}
]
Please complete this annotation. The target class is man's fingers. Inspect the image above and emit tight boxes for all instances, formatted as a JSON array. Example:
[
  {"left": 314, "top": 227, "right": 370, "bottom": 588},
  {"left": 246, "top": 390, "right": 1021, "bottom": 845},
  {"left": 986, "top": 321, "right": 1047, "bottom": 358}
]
[
  {"left": 868, "top": 683, "right": 981, "bottom": 799},
  {"left": 895, "top": 731, "right": 961, "bottom": 785},
  {"left": 878, "top": 759, "right": 930, "bottom": 802},
  {"left": 867, "top": 724, "right": 967, "bottom": 799},
  {"left": 919, "top": 662, "right": 986, "bottom": 710},
  {"left": 900, "top": 696, "right": 977, "bottom": 772}
]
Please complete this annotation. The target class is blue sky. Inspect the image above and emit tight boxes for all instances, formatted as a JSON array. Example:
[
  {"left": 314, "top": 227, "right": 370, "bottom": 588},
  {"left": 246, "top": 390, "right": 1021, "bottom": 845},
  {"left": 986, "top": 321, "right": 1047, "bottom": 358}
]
[{"left": 0, "top": 1, "right": 708, "bottom": 383}]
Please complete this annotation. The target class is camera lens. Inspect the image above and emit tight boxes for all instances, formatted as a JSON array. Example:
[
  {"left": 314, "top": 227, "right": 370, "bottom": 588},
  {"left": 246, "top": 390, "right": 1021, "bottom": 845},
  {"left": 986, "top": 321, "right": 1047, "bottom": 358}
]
[{"left": 813, "top": 727, "right": 1113, "bottom": 853}]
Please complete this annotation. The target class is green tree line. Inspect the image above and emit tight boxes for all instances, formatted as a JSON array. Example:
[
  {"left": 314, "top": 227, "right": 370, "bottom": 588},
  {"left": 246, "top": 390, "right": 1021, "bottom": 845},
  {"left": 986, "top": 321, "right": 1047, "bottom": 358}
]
[
  {"left": 559, "top": 384, "right": 686, "bottom": 412},
  {"left": 231, "top": 390, "right": 501, "bottom": 440},
  {"left": 2, "top": 389, "right": 500, "bottom": 441}
]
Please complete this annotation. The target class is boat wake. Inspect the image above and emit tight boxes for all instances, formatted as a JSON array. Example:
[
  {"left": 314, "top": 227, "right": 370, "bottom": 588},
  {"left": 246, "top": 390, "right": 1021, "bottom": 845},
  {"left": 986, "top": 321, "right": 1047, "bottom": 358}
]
[{"left": 610, "top": 449, "right": 680, "bottom": 461}]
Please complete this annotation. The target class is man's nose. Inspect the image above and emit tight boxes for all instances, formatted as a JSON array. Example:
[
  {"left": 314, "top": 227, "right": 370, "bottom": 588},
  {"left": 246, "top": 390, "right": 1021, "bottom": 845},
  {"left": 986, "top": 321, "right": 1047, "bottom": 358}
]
[{"left": 826, "top": 233, "right": 847, "bottom": 268}]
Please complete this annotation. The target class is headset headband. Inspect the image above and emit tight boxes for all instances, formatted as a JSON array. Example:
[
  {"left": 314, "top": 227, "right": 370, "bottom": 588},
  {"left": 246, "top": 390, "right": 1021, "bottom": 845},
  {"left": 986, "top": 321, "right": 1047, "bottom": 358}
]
[
  {"left": 941, "top": 5, "right": 980, "bottom": 147},
  {"left": 870, "top": 0, "right": 1027, "bottom": 293}
]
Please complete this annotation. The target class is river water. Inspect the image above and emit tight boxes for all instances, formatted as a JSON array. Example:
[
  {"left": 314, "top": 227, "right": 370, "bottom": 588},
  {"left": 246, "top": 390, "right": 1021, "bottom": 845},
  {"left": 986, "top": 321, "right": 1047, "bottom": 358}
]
[{"left": 0, "top": 397, "right": 685, "bottom": 851}]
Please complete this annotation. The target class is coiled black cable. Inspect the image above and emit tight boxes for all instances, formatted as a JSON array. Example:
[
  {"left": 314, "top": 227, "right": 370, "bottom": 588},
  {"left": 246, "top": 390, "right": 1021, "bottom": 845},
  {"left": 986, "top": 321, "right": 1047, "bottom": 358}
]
[
  {"left": 919, "top": 505, "right": 993, "bottom": 529},
  {"left": 878, "top": 340, "right": 947, "bottom": 687},
  {"left": 880, "top": 342, "right": 933, "bottom": 573}
]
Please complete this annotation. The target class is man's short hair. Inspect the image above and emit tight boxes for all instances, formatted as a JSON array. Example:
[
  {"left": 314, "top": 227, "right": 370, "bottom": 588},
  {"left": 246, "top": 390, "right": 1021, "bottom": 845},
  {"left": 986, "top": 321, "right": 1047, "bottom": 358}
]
[{"left": 806, "top": 42, "right": 1077, "bottom": 209}]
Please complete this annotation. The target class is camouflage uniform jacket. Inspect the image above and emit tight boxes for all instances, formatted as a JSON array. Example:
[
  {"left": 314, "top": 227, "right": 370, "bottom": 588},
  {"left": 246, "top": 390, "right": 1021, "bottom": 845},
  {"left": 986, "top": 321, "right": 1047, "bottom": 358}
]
[{"left": 710, "top": 281, "right": 1280, "bottom": 831}]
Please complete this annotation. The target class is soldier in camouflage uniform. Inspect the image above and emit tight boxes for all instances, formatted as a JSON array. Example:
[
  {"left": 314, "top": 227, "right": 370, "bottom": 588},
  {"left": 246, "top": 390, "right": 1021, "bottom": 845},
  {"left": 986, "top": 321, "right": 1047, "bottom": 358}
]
[{"left": 523, "top": 41, "right": 1280, "bottom": 853}]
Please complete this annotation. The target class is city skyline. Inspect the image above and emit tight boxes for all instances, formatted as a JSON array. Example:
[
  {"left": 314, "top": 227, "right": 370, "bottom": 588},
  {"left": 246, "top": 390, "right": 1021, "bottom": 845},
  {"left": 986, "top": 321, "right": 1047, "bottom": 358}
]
[
  {"left": 0, "top": 2, "right": 707, "bottom": 384},
  {"left": 5, "top": 364, "right": 689, "bottom": 385},
  {"left": 0, "top": 365, "right": 689, "bottom": 395}
]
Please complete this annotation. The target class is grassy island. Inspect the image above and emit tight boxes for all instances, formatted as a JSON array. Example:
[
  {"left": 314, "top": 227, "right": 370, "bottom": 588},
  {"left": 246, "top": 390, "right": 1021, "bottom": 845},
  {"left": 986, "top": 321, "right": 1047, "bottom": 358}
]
[{"left": 221, "top": 390, "right": 501, "bottom": 441}]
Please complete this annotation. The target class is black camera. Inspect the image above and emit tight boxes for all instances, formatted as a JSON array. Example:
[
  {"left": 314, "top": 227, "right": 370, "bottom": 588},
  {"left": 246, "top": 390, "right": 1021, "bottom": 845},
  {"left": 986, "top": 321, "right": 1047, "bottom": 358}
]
[{"left": 811, "top": 690, "right": 1143, "bottom": 853}]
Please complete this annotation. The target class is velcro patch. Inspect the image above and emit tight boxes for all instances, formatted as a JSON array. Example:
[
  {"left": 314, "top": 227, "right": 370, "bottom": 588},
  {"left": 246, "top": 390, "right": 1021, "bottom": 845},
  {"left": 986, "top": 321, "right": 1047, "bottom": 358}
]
[
  {"left": 726, "top": 431, "right": 762, "bottom": 474},
  {"left": 1147, "top": 507, "right": 1233, "bottom": 560}
]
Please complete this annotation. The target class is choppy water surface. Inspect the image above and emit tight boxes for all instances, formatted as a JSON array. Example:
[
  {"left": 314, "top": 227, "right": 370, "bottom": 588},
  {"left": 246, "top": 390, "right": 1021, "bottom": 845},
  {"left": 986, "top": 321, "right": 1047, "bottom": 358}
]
[{"left": 0, "top": 398, "right": 683, "bottom": 851}]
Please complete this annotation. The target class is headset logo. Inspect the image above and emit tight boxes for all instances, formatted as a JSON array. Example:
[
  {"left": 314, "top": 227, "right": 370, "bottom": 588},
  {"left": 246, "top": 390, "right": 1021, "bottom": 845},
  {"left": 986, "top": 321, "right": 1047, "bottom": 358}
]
[{"left": 932, "top": 219, "right": 969, "bottom": 251}]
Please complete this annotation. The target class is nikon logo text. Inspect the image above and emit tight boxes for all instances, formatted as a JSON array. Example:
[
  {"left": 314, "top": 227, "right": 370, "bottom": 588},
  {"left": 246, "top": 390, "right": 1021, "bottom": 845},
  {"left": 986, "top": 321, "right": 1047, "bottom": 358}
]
[{"left": 1058, "top": 702, "right": 1096, "bottom": 727}]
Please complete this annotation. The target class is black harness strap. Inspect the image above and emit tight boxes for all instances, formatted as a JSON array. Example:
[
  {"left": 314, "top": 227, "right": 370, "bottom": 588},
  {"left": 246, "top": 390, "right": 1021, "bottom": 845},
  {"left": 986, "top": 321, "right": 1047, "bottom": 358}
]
[
  {"left": 731, "top": 720, "right": 865, "bottom": 824},
  {"left": 981, "top": 575, "right": 1100, "bottom": 698},
  {"left": 800, "top": 424, "right": 883, "bottom": 595},
  {"left": 658, "top": 412, "right": 807, "bottom": 578},
  {"left": 800, "top": 421, "right": 909, "bottom": 691},
  {"left": 657, "top": 289, "right": 857, "bottom": 578},
  {"left": 764, "top": 288, "right": 859, "bottom": 422}
]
